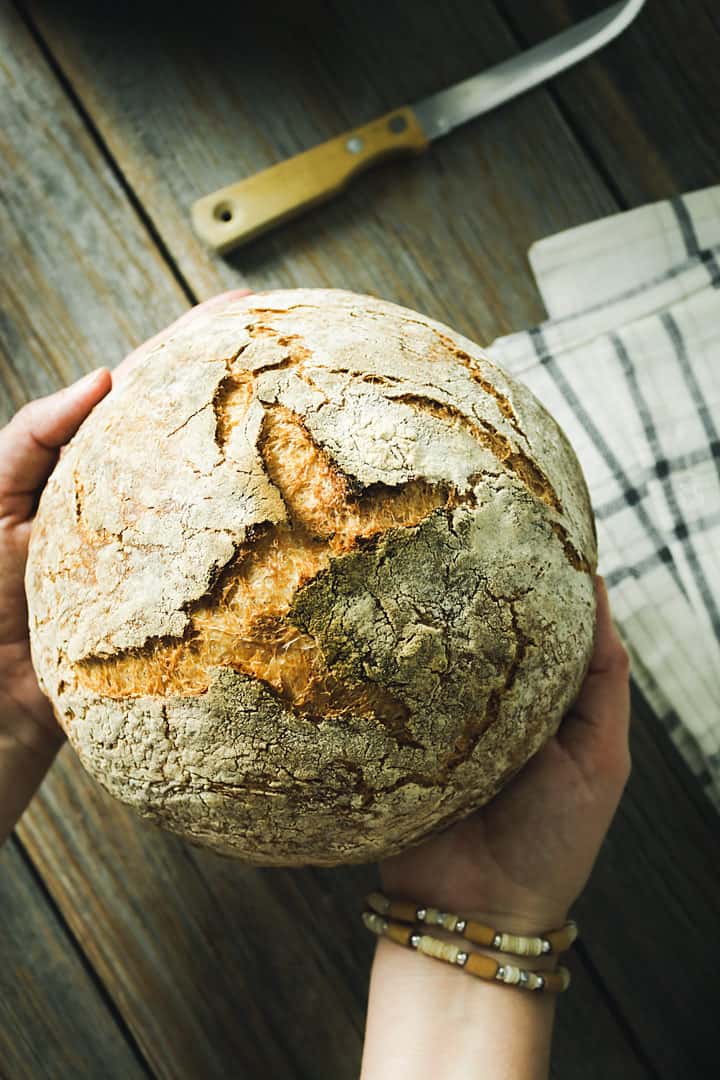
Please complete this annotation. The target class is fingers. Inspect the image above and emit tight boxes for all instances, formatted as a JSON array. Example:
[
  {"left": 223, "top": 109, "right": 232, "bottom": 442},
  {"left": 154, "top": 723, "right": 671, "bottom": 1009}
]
[
  {"left": 112, "top": 289, "right": 253, "bottom": 386},
  {"left": 0, "top": 368, "right": 112, "bottom": 501},
  {"left": 586, "top": 576, "right": 630, "bottom": 677},
  {"left": 556, "top": 577, "right": 631, "bottom": 783},
  {"left": 0, "top": 289, "right": 253, "bottom": 514}
]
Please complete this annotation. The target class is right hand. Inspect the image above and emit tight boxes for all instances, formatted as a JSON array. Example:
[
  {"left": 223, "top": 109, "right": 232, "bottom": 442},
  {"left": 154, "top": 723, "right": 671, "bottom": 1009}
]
[{"left": 380, "top": 576, "right": 632, "bottom": 932}]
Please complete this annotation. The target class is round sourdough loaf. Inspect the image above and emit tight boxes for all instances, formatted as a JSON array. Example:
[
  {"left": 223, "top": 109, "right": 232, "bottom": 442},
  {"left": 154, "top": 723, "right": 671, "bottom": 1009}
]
[{"left": 26, "top": 289, "right": 597, "bottom": 865}]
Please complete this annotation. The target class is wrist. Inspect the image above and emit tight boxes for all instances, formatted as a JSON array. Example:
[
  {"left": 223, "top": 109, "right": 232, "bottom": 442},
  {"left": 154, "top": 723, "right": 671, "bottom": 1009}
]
[
  {"left": 422, "top": 926, "right": 561, "bottom": 974},
  {"left": 377, "top": 881, "right": 571, "bottom": 942},
  {"left": 362, "top": 935, "right": 556, "bottom": 1080},
  {"left": 459, "top": 905, "right": 570, "bottom": 933}
]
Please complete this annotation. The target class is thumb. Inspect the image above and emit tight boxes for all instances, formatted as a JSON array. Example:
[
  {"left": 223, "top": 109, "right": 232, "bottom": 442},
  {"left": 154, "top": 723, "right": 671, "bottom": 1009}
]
[
  {"left": 556, "top": 577, "right": 631, "bottom": 781},
  {"left": 0, "top": 368, "right": 112, "bottom": 500}
]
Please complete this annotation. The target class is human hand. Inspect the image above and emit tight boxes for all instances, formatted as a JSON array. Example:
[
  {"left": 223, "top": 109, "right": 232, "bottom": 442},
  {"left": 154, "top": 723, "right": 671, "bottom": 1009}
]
[
  {"left": 0, "top": 368, "right": 114, "bottom": 754},
  {"left": 379, "top": 576, "right": 631, "bottom": 932},
  {"left": 0, "top": 290, "right": 251, "bottom": 761}
]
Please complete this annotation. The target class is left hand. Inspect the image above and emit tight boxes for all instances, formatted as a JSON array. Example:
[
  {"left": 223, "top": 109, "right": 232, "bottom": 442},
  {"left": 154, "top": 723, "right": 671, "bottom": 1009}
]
[
  {"left": 0, "top": 368, "right": 113, "bottom": 752},
  {"left": 0, "top": 289, "right": 251, "bottom": 758}
]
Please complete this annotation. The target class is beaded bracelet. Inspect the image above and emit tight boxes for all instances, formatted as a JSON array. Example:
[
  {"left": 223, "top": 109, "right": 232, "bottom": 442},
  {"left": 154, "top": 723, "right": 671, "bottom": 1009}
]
[
  {"left": 362, "top": 912, "right": 571, "bottom": 993},
  {"left": 366, "top": 891, "right": 578, "bottom": 957}
]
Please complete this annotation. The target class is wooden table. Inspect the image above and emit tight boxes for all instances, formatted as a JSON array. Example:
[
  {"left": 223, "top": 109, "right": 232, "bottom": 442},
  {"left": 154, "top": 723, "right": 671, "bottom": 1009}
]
[{"left": 2, "top": 1, "right": 719, "bottom": 1076}]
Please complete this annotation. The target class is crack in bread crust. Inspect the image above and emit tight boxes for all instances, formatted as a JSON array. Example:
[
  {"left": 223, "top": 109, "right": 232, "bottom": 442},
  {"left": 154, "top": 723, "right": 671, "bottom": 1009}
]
[
  {"left": 74, "top": 401, "right": 447, "bottom": 748},
  {"left": 392, "top": 393, "right": 562, "bottom": 511},
  {"left": 430, "top": 330, "right": 528, "bottom": 439},
  {"left": 26, "top": 288, "right": 598, "bottom": 866}
]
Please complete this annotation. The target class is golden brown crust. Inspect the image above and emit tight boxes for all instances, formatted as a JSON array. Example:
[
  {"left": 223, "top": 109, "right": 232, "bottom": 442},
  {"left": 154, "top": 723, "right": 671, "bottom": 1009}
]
[{"left": 25, "top": 289, "right": 597, "bottom": 866}]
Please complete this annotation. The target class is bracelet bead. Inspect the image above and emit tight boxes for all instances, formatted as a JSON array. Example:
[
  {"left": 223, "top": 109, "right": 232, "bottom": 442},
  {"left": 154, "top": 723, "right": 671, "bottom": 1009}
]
[
  {"left": 362, "top": 909, "right": 571, "bottom": 993},
  {"left": 465, "top": 952, "right": 499, "bottom": 981},
  {"left": 416, "top": 934, "right": 464, "bottom": 965},
  {"left": 365, "top": 892, "right": 577, "bottom": 958},
  {"left": 386, "top": 921, "right": 415, "bottom": 949},
  {"left": 496, "top": 931, "right": 546, "bottom": 958}
]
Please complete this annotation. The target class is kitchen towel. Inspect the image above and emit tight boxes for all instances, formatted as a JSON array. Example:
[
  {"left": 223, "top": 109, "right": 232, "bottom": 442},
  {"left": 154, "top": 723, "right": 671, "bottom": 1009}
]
[{"left": 487, "top": 186, "right": 720, "bottom": 811}]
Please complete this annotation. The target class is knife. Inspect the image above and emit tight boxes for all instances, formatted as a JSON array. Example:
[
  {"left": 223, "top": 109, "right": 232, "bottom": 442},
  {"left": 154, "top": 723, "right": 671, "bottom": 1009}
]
[{"left": 191, "top": 0, "right": 646, "bottom": 254}]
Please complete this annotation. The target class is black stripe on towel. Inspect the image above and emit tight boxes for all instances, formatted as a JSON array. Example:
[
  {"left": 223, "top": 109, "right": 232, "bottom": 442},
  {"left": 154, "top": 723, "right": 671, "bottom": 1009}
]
[
  {"left": 670, "top": 195, "right": 701, "bottom": 257},
  {"left": 604, "top": 548, "right": 674, "bottom": 588},
  {"left": 603, "top": 508, "right": 720, "bottom": 586},
  {"left": 670, "top": 196, "right": 720, "bottom": 287},
  {"left": 610, "top": 332, "right": 720, "bottom": 643},
  {"left": 660, "top": 312, "right": 720, "bottom": 486},
  {"left": 528, "top": 326, "right": 684, "bottom": 597},
  {"left": 594, "top": 442, "right": 720, "bottom": 520}
]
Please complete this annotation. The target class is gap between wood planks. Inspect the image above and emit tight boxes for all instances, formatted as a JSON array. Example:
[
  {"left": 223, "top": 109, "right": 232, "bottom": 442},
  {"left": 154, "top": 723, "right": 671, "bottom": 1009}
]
[
  {"left": 11, "top": 0, "right": 648, "bottom": 1056},
  {"left": 7, "top": 1, "right": 709, "bottom": 1075},
  {"left": 572, "top": 939, "right": 659, "bottom": 1079},
  {"left": 9, "top": 834, "right": 154, "bottom": 1077},
  {"left": 13, "top": 0, "right": 199, "bottom": 308},
  {"left": 493, "top": 0, "right": 632, "bottom": 212}
]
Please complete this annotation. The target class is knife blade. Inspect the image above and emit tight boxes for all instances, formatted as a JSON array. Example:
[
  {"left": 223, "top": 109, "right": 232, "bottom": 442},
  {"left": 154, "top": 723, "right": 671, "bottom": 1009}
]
[{"left": 192, "top": 0, "right": 646, "bottom": 254}]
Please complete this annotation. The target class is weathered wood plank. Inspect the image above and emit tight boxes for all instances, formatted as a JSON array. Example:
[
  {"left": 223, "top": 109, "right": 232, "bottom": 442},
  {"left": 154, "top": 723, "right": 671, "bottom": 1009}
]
[
  {"left": 496, "top": 0, "right": 720, "bottom": 204},
  {"left": 17, "top": 750, "right": 323, "bottom": 1078},
  {"left": 21, "top": 748, "right": 651, "bottom": 1080},
  {"left": 21, "top": 0, "right": 618, "bottom": 342},
  {"left": 0, "top": 2, "right": 187, "bottom": 419},
  {"left": 0, "top": 6, "right": 369, "bottom": 1077},
  {"left": 0, "top": 837, "right": 149, "bottom": 1080},
  {"left": 4, "top": 0, "right": 717, "bottom": 1076},
  {"left": 573, "top": 686, "right": 720, "bottom": 1077}
]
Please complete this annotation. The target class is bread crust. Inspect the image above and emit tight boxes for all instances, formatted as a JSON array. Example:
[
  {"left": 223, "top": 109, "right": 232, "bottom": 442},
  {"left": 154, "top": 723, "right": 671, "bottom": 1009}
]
[{"left": 25, "top": 289, "right": 597, "bottom": 865}]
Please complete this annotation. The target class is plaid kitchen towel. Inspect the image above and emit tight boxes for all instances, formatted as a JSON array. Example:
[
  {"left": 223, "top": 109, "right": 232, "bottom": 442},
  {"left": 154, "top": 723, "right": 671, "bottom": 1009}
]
[{"left": 487, "top": 186, "right": 720, "bottom": 811}]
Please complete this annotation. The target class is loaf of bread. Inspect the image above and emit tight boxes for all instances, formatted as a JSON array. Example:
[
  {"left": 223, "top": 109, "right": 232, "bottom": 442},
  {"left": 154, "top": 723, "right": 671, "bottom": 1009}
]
[{"left": 25, "top": 289, "right": 597, "bottom": 865}]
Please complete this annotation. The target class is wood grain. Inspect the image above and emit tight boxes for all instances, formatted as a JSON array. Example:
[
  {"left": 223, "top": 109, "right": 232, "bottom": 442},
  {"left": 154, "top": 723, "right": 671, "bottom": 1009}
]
[
  {"left": 0, "top": 1, "right": 187, "bottom": 422},
  {"left": 2, "top": 0, "right": 718, "bottom": 1076},
  {"left": 496, "top": 0, "right": 720, "bottom": 205},
  {"left": 16, "top": 750, "right": 340, "bottom": 1078},
  {"left": 0, "top": 837, "right": 149, "bottom": 1080},
  {"left": 575, "top": 688, "right": 720, "bottom": 1076},
  {"left": 21, "top": 0, "right": 617, "bottom": 338}
]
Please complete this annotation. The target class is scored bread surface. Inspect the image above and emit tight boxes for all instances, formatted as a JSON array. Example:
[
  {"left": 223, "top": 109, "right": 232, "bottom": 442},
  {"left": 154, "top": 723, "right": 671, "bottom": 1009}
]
[{"left": 25, "top": 289, "right": 597, "bottom": 865}]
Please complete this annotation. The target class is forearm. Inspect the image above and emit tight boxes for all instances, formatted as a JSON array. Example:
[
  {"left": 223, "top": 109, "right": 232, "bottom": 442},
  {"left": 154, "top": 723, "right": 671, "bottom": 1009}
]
[
  {"left": 0, "top": 710, "right": 61, "bottom": 843},
  {"left": 361, "top": 937, "right": 556, "bottom": 1080}
]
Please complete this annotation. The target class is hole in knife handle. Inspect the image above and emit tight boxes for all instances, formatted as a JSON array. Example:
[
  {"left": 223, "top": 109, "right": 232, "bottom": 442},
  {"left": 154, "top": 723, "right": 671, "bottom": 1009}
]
[{"left": 214, "top": 202, "right": 233, "bottom": 223}]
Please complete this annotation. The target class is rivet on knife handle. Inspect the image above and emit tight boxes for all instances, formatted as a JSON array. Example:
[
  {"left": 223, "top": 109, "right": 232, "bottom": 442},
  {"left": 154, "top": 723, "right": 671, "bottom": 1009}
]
[{"left": 191, "top": 107, "right": 429, "bottom": 253}]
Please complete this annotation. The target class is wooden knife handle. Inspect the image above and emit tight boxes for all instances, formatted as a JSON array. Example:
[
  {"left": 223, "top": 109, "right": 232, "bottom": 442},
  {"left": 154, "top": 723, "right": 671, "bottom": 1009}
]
[{"left": 191, "top": 107, "right": 429, "bottom": 253}]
